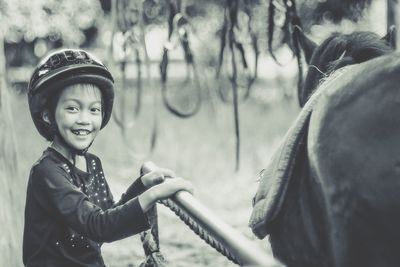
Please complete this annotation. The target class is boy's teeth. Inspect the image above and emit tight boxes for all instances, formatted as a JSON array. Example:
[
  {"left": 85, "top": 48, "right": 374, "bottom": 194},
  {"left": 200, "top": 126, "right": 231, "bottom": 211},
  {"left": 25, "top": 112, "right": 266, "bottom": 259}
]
[{"left": 72, "top": 130, "right": 90, "bottom": 136}]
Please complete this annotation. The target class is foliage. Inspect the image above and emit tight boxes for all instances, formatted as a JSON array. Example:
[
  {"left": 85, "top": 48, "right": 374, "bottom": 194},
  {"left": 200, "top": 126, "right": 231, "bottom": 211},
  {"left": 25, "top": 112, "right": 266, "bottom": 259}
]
[
  {"left": 298, "top": 0, "right": 373, "bottom": 29},
  {"left": 0, "top": 0, "right": 104, "bottom": 46}
]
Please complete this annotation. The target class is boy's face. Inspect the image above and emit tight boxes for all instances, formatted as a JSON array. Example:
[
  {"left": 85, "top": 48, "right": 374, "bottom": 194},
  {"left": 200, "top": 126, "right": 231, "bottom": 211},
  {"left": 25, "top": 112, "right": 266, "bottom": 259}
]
[{"left": 54, "top": 84, "right": 103, "bottom": 151}]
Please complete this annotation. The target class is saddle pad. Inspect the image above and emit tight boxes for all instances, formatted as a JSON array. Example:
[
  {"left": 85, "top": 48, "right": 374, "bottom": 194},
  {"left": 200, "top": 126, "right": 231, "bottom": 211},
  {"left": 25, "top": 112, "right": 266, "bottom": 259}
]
[{"left": 248, "top": 70, "right": 347, "bottom": 239}]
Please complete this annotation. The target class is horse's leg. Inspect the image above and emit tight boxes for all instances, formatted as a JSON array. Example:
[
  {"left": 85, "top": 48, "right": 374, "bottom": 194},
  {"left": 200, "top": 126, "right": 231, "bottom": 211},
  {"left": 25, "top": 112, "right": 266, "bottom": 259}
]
[{"left": 308, "top": 70, "right": 400, "bottom": 267}]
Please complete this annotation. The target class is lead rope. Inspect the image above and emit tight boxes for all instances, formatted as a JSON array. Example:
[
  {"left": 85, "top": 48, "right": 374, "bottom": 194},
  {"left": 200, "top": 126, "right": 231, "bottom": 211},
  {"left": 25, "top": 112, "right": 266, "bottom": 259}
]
[
  {"left": 158, "top": 199, "right": 241, "bottom": 265},
  {"left": 140, "top": 199, "right": 241, "bottom": 266},
  {"left": 140, "top": 205, "right": 166, "bottom": 267}
]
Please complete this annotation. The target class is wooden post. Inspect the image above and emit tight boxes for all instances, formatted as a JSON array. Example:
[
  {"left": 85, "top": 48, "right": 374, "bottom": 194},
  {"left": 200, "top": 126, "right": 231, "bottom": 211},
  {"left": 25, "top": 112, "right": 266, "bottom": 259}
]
[
  {"left": 142, "top": 162, "right": 277, "bottom": 266},
  {"left": 170, "top": 191, "right": 276, "bottom": 266}
]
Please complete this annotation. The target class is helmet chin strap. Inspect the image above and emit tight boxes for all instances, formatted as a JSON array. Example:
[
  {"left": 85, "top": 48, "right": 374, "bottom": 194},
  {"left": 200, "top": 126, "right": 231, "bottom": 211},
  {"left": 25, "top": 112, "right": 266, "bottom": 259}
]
[
  {"left": 53, "top": 133, "right": 93, "bottom": 165},
  {"left": 47, "top": 118, "right": 94, "bottom": 165}
]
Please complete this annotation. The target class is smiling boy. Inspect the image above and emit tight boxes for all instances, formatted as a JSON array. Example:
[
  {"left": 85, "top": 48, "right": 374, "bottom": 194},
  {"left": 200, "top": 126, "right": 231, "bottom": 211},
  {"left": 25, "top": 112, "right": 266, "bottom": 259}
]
[{"left": 23, "top": 49, "right": 192, "bottom": 266}]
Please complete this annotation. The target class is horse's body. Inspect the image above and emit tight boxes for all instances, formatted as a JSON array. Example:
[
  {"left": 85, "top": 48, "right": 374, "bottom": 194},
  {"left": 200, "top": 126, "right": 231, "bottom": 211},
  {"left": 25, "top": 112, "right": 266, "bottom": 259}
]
[
  {"left": 250, "top": 31, "right": 399, "bottom": 267},
  {"left": 308, "top": 54, "right": 400, "bottom": 267}
]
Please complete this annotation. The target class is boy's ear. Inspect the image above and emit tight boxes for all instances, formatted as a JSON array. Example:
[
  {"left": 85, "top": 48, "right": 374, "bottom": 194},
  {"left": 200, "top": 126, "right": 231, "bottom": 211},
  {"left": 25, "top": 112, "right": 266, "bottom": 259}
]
[{"left": 42, "top": 110, "right": 51, "bottom": 124}]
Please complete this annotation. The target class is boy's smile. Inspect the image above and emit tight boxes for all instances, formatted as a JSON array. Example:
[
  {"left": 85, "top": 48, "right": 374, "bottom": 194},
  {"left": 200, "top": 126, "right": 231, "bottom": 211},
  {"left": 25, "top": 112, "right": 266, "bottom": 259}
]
[
  {"left": 71, "top": 129, "right": 92, "bottom": 136},
  {"left": 54, "top": 84, "right": 103, "bottom": 152}
]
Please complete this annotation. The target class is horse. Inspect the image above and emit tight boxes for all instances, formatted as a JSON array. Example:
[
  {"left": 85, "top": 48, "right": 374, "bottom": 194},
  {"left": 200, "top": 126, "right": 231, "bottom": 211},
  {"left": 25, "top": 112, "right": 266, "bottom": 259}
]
[{"left": 249, "top": 28, "right": 398, "bottom": 267}]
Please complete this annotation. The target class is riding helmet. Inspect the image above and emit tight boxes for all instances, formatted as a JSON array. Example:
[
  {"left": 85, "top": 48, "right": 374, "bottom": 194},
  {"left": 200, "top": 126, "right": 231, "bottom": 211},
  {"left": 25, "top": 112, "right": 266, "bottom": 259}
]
[{"left": 27, "top": 49, "right": 114, "bottom": 141}]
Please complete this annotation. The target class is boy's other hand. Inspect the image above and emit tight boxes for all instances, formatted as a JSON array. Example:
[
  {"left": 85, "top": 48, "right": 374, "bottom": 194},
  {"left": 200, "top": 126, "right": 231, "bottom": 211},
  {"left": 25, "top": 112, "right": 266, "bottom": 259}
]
[
  {"left": 150, "top": 177, "right": 193, "bottom": 200},
  {"left": 140, "top": 161, "right": 176, "bottom": 188},
  {"left": 138, "top": 177, "right": 193, "bottom": 213}
]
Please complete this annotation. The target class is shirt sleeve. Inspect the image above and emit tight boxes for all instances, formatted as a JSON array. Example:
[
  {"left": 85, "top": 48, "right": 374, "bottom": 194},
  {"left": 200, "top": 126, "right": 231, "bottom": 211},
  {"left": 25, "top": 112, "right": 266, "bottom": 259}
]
[
  {"left": 93, "top": 156, "right": 147, "bottom": 207},
  {"left": 113, "top": 177, "right": 147, "bottom": 207},
  {"left": 30, "top": 163, "right": 150, "bottom": 243}
]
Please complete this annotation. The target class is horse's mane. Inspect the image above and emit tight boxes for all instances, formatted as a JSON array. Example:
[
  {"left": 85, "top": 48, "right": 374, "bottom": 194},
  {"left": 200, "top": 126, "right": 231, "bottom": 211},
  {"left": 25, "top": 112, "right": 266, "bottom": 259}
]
[
  {"left": 324, "top": 32, "right": 393, "bottom": 72},
  {"left": 300, "top": 31, "right": 394, "bottom": 106}
]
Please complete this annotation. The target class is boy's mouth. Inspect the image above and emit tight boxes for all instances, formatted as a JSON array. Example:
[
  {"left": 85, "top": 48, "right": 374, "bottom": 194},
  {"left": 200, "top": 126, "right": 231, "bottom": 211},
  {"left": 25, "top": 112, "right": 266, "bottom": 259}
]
[{"left": 71, "top": 129, "right": 91, "bottom": 136}]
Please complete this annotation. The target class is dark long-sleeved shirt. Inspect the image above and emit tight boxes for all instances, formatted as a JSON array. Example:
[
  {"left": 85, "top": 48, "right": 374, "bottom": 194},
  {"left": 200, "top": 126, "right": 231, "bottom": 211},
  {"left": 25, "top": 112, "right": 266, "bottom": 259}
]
[{"left": 23, "top": 147, "right": 150, "bottom": 267}]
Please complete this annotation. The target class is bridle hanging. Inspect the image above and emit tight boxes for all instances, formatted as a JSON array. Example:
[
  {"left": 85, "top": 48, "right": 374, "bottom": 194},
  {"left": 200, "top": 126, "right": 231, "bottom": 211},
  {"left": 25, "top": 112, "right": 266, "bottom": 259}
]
[
  {"left": 159, "top": 0, "right": 202, "bottom": 118},
  {"left": 216, "top": 0, "right": 259, "bottom": 103}
]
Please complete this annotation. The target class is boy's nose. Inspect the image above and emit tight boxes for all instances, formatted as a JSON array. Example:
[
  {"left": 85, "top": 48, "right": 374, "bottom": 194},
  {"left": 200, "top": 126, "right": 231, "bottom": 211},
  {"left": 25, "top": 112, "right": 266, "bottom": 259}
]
[{"left": 77, "top": 111, "right": 90, "bottom": 124}]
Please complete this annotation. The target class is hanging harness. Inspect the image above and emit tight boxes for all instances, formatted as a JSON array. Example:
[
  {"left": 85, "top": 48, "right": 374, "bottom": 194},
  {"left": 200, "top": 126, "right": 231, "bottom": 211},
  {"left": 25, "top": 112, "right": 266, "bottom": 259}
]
[
  {"left": 216, "top": 0, "right": 259, "bottom": 103},
  {"left": 159, "top": 0, "right": 202, "bottom": 118}
]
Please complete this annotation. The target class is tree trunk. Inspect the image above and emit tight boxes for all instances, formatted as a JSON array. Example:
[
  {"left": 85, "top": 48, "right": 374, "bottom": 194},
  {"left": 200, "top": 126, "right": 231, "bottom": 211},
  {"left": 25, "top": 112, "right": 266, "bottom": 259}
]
[{"left": 0, "top": 29, "right": 23, "bottom": 266}]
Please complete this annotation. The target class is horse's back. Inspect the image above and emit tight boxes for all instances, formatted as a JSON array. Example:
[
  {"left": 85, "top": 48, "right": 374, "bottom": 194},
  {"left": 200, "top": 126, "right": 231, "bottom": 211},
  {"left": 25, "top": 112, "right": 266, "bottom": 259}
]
[{"left": 308, "top": 53, "right": 400, "bottom": 267}]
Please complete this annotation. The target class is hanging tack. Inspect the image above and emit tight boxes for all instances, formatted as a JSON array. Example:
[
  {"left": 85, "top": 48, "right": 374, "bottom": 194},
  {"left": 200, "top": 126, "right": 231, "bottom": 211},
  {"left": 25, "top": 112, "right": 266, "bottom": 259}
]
[{"left": 159, "top": 0, "right": 202, "bottom": 118}]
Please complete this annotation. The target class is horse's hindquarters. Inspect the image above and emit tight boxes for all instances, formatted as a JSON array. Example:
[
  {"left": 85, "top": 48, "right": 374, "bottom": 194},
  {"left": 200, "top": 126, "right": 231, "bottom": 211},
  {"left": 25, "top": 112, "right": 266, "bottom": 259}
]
[{"left": 308, "top": 55, "right": 400, "bottom": 267}]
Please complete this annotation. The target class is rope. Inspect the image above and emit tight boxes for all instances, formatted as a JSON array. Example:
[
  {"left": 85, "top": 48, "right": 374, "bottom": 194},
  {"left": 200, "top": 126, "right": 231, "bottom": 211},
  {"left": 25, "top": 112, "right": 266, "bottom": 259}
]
[
  {"left": 228, "top": 0, "right": 240, "bottom": 172},
  {"left": 140, "top": 205, "right": 166, "bottom": 267},
  {"left": 159, "top": 0, "right": 202, "bottom": 118},
  {"left": 216, "top": 0, "right": 242, "bottom": 170},
  {"left": 216, "top": 0, "right": 258, "bottom": 104},
  {"left": 244, "top": 0, "right": 260, "bottom": 100},
  {"left": 267, "top": 0, "right": 281, "bottom": 64},
  {"left": 215, "top": 0, "right": 262, "bottom": 170},
  {"left": 158, "top": 198, "right": 241, "bottom": 265}
]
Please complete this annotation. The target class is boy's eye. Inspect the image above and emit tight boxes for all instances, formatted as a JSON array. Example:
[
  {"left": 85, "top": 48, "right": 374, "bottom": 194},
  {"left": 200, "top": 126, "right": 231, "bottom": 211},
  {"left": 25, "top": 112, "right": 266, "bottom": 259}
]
[
  {"left": 91, "top": 107, "right": 102, "bottom": 113},
  {"left": 66, "top": 106, "right": 79, "bottom": 112}
]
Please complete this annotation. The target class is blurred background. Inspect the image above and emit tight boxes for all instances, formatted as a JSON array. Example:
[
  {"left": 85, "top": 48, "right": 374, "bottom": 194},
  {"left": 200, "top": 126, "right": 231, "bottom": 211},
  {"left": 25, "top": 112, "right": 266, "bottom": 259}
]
[{"left": 0, "top": 0, "right": 397, "bottom": 266}]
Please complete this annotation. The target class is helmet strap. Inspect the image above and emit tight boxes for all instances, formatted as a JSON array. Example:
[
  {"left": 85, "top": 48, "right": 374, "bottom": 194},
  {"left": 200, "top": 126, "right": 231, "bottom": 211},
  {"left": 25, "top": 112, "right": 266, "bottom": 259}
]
[
  {"left": 46, "top": 109, "right": 96, "bottom": 166},
  {"left": 52, "top": 133, "right": 93, "bottom": 166}
]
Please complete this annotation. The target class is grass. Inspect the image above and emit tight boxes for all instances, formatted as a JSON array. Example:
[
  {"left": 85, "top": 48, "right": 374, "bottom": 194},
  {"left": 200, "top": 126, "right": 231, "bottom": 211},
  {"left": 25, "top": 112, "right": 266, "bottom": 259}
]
[{"left": 4, "top": 76, "right": 299, "bottom": 266}]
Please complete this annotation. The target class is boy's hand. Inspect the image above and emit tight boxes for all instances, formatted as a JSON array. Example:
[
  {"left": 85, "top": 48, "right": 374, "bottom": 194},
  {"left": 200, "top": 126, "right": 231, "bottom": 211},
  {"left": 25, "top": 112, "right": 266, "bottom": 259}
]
[
  {"left": 138, "top": 177, "right": 193, "bottom": 212},
  {"left": 150, "top": 177, "right": 193, "bottom": 200},
  {"left": 140, "top": 161, "right": 176, "bottom": 188}
]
